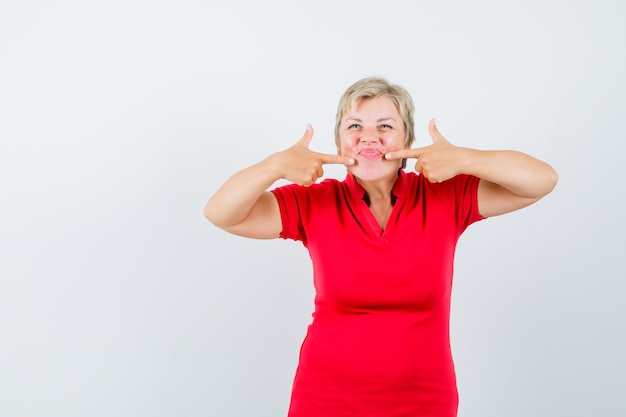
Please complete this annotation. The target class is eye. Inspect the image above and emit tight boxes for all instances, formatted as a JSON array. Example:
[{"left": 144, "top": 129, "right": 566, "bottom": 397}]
[
  {"left": 380, "top": 124, "right": 393, "bottom": 129},
  {"left": 348, "top": 123, "right": 361, "bottom": 129}
]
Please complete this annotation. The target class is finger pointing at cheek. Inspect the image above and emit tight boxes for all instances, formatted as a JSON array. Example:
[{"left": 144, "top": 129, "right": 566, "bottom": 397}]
[
  {"left": 385, "top": 148, "right": 422, "bottom": 161},
  {"left": 318, "top": 153, "right": 355, "bottom": 166}
]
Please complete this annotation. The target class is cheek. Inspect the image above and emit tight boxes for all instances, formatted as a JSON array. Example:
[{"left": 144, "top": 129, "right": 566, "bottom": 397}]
[
  {"left": 385, "top": 133, "right": 405, "bottom": 149},
  {"left": 339, "top": 134, "right": 358, "bottom": 150}
]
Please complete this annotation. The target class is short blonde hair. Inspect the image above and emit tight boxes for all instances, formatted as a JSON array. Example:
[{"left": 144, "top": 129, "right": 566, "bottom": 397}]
[{"left": 334, "top": 77, "right": 415, "bottom": 168}]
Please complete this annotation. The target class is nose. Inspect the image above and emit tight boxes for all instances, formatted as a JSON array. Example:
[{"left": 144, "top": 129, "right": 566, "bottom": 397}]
[{"left": 359, "top": 129, "right": 379, "bottom": 145}]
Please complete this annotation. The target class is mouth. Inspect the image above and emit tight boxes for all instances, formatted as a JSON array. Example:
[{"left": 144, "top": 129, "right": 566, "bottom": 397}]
[{"left": 357, "top": 149, "right": 383, "bottom": 160}]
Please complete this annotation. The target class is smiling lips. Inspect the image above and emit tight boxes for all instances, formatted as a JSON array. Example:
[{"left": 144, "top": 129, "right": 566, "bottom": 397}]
[{"left": 358, "top": 148, "right": 384, "bottom": 160}]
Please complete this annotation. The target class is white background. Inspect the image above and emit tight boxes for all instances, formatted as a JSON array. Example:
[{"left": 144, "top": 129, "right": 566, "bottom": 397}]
[{"left": 1, "top": 1, "right": 624, "bottom": 416}]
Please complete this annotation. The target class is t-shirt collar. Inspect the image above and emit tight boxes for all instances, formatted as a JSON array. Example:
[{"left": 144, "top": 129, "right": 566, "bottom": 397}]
[{"left": 345, "top": 170, "right": 408, "bottom": 202}]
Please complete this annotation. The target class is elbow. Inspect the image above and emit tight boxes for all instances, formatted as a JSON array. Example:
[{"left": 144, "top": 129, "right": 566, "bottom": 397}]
[
  {"left": 204, "top": 206, "right": 214, "bottom": 224},
  {"left": 545, "top": 165, "right": 559, "bottom": 194},
  {"left": 204, "top": 200, "right": 238, "bottom": 230},
  {"left": 533, "top": 165, "right": 558, "bottom": 200},
  {"left": 525, "top": 164, "right": 559, "bottom": 201},
  {"left": 204, "top": 202, "right": 221, "bottom": 227}
]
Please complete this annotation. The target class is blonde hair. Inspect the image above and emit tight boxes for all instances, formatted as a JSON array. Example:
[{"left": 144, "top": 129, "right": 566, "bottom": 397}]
[{"left": 334, "top": 77, "right": 415, "bottom": 168}]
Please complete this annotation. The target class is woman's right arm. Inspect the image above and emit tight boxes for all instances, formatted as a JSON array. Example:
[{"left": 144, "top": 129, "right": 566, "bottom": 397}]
[
  {"left": 204, "top": 125, "right": 354, "bottom": 239},
  {"left": 204, "top": 157, "right": 285, "bottom": 239}
]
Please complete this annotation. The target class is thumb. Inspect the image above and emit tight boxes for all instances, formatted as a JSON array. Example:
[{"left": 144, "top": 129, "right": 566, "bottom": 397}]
[
  {"left": 298, "top": 123, "right": 314, "bottom": 148},
  {"left": 428, "top": 118, "right": 444, "bottom": 143}
]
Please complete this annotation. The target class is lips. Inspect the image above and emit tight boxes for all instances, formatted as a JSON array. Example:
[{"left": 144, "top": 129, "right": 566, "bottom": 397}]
[{"left": 358, "top": 149, "right": 383, "bottom": 160}]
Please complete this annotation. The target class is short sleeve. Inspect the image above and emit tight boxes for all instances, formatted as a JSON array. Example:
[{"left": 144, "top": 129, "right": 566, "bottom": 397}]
[
  {"left": 429, "top": 174, "right": 484, "bottom": 234},
  {"left": 271, "top": 181, "right": 335, "bottom": 244},
  {"left": 271, "top": 184, "right": 307, "bottom": 243}
]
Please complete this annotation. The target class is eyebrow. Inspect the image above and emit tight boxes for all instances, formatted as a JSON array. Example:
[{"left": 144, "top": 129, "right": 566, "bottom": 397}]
[{"left": 345, "top": 117, "right": 397, "bottom": 123}]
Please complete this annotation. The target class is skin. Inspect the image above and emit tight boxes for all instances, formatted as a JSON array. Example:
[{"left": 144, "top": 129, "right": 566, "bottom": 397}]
[
  {"left": 204, "top": 124, "right": 354, "bottom": 239},
  {"left": 204, "top": 95, "right": 558, "bottom": 238},
  {"left": 385, "top": 117, "right": 559, "bottom": 218},
  {"left": 336, "top": 96, "right": 410, "bottom": 229}
]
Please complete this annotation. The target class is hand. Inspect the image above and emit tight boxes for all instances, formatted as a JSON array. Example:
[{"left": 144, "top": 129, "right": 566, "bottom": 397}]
[
  {"left": 273, "top": 124, "right": 354, "bottom": 186},
  {"left": 385, "top": 119, "right": 466, "bottom": 183}
]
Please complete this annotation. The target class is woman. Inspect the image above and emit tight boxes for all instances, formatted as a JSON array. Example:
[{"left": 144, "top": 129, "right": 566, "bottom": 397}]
[{"left": 204, "top": 77, "right": 558, "bottom": 417}]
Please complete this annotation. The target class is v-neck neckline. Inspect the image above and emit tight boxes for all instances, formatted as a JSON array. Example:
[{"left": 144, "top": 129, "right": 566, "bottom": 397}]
[{"left": 345, "top": 172, "right": 407, "bottom": 239}]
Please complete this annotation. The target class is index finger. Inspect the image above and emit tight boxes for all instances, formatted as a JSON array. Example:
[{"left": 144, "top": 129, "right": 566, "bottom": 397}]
[
  {"left": 317, "top": 152, "right": 355, "bottom": 165},
  {"left": 384, "top": 147, "right": 425, "bottom": 161}
]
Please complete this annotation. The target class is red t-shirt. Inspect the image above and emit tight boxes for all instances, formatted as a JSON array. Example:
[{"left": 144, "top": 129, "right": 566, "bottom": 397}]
[{"left": 271, "top": 171, "right": 483, "bottom": 417}]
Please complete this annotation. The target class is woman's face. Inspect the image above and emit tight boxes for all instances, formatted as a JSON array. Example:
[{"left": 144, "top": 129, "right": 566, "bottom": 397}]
[{"left": 338, "top": 95, "right": 406, "bottom": 182}]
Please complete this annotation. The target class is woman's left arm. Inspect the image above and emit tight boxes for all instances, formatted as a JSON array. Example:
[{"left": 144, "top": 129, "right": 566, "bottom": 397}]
[
  {"left": 464, "top": 148, "right": 559, "bottom": 217},
  {"left": 385, "top": 119, "right": 559, "bottom": 217}
]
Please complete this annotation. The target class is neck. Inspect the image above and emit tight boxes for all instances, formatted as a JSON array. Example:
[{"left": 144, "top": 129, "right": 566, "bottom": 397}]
[{"left": 355, "top": 172, "right": 399, "bottom": 204}]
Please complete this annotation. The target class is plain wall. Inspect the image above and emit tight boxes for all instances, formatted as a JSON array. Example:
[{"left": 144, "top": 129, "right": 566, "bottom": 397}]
[{"left": 1, "top": 1, "right": 624, "bottom": 416}]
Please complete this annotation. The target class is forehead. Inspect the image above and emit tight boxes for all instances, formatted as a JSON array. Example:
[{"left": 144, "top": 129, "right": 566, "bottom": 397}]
[{"left": 343, "top": 95, "right": 400, "bottom": 119}]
